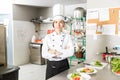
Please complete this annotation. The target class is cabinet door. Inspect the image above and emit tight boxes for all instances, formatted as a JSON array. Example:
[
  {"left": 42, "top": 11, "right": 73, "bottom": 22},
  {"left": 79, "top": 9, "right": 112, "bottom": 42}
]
[{"left": 0, "top": 24, "right": 7, "bottom": 66}]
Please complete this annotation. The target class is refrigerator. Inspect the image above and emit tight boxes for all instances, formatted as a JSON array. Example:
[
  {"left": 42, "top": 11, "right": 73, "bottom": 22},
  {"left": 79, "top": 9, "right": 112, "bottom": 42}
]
[{"left": 0, "top": 24, "right": 7, "bottom": 66}]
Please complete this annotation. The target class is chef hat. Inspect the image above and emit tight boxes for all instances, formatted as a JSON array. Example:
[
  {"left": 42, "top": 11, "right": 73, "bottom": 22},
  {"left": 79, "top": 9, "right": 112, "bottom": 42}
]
[{"left": 53, "top": 15, "right": 65, "bottom": 21}]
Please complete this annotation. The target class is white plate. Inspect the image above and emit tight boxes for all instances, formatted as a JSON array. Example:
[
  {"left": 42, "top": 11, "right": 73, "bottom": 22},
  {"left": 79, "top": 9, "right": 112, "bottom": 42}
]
[
  {"left": 67, "top": 72, "right": 91, "bottom": 80},
  {"left": 85, "top": 62, "right": 108, "bottom": 70},
  {"left": 112, "top": 70, "right": 120, "bottom": 76},
  {"left": 76, "top": 67, "right": 97, "bottom": 74},
  {"left": 113, "top": 72, "right": 120, "bottom": 76}
]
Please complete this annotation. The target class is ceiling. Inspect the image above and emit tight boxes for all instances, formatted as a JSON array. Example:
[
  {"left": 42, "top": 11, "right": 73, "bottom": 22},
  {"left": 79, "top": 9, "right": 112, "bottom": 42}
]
[{"left": 13, "top": 0, "right": 87, "bottom": 7}]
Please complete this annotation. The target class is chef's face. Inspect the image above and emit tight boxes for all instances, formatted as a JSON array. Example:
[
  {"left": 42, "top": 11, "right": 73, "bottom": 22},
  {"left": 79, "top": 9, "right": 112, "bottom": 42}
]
[{"left": 53, "top": 19, "right": 65, "bottom": 33}]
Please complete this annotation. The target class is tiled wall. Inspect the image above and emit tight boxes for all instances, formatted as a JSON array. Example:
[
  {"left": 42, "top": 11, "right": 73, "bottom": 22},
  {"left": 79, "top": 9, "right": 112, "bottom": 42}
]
[
  {"left": 13, "top": 20, "right": 35, "bottom": 65},
  {"left": 38, "top": 23, "right": 71, "bottom": 39},
  {"left": 38, "top": 23, "right": 53, "bottom": 39},
  {"left": 86, "top": 35, "right": 120, "bottom": 60}
]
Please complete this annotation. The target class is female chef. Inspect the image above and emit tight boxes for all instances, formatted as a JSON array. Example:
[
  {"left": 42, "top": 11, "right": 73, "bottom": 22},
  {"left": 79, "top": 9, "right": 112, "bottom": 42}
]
[{"left": 42, "top": 15, "right": 74, "bottom": 80}]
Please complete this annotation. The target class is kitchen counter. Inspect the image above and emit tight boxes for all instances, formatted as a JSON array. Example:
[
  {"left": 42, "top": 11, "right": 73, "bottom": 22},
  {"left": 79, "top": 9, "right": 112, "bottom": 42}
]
[
  {"left": 0, "top": 65, "right": 20, "bottom": 80},
  {"left": 30, "top": 42, "right": 43, "bottom": 44},
  {"left": 48, "top": 55, "right": 120, "bottom": 80}
]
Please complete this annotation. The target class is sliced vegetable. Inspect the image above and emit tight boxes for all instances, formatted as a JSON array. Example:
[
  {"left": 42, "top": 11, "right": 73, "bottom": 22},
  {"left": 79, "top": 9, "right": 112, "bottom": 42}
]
[
  {"left": 80, "top": 68, "right": 94, "bottom": 73},
  {"left": 72, "top": 76, "right": 80, "bottom": 80}
]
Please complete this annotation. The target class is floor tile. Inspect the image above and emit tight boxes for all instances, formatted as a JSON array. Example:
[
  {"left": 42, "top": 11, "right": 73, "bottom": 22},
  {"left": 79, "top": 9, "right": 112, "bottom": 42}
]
[{"left": 19, "top": 63, "right": 46, "bottom": 80}]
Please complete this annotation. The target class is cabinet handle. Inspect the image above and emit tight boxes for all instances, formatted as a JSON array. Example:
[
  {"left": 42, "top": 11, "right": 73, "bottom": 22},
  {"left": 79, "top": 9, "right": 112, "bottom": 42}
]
[{"left": 31, "top": 47, "right": 39, "bottom": 49}]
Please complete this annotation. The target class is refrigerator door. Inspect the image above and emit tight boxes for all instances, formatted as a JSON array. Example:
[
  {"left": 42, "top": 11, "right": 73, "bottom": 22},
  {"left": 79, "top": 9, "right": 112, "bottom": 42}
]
[{"left": 0, "top": 24, "right": 7, "bottom": 66}]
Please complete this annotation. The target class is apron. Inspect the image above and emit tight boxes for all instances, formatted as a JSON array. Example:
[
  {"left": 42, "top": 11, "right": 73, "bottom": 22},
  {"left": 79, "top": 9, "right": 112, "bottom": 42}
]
[{"left": 46, "top": 59, "right": 69, "bottom": 80}]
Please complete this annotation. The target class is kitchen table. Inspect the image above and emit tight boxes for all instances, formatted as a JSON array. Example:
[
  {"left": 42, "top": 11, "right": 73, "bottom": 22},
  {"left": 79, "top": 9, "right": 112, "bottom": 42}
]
[{"left": 48, "top": 57, "right": 120, "bottom": 80}]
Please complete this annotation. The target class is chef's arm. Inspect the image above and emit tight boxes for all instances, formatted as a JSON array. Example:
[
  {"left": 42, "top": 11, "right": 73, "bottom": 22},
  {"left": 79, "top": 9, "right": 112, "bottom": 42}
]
[
  {"left": 56, "top": 46, "right": 74, "bottom": 58},
  {"left": 56, "top": 38, "right": 74, "bottom": 58},
  {"left": 42, "top": 37, "right": 55, "bottom": 59}
]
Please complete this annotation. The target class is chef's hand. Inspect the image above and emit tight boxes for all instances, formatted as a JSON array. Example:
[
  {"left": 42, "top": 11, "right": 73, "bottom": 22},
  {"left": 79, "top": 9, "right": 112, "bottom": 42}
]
[
  {"left": 48, "top": 49, "right": 56, "bottom": 54},
  {"left": 48, "top": 49, "right": 62, "bottom": 56},
  {"left": 64, "top": 45, "right": 70, "bottom": 49},
  {"left": 52, "top": 51, "right": 62, "bottom": 59},
  {"left": 54, "top": 50, "right": 62, "bottom": 56}
]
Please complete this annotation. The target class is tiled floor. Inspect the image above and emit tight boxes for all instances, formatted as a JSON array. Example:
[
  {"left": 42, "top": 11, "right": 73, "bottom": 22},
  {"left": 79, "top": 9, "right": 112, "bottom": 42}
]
[
  {"left": 18, "top": 59, "right": 78, "bottom": 80},
  {"left": 19, "top": 63, "right": 46, "bottom": 80}
]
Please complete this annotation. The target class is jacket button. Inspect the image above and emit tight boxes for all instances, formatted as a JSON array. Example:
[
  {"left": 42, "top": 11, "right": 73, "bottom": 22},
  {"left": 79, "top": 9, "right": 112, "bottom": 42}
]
[{"left": 60, "top": 45, "right": 62, "bottom": 47}]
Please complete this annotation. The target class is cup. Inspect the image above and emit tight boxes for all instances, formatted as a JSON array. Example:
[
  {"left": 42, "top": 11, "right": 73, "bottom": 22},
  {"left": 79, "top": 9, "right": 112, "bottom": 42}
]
[{"left": 105, "top": 55, "right": 113, "bottom": 63}]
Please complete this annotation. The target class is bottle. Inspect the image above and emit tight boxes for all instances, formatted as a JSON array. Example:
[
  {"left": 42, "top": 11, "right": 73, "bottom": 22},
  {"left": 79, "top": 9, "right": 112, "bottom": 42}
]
[
  {"left": 31, "top": 35, "right": 36, "bottom": 42},
  {"left": 106, "top": 46, "right": 108, "bottom": 54},
  {"left": 35, "top": 31, "right": 39, "bottom": 40}
]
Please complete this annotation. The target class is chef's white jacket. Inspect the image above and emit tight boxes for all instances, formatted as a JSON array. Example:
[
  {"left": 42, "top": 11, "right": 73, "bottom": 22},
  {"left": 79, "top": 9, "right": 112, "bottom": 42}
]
[{"left": 42, "top": 31, "right": 74, "bottom": 61}]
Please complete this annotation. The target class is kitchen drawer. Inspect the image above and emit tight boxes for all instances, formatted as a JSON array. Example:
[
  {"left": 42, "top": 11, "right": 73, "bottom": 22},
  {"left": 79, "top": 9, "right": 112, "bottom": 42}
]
[
  {"left": 30, "top": 55, "right": 45, "bottom": 65},
  {"left": 29, "top": 43, "right": 45, "bottom": 65},
  {"left": 30, "top": 46, "right": 40, "bottom": 54},
  {"left": 30, "top": 53, "right": 40, "bottom": 56},
  {"left": 30, "top": 50, "right": 40, "bottom": 56}
]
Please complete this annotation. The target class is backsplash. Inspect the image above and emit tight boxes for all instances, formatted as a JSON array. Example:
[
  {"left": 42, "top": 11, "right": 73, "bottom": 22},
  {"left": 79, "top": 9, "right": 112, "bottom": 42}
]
[{"left": 86, "top": 35, "right": 120, "bottom": 60}]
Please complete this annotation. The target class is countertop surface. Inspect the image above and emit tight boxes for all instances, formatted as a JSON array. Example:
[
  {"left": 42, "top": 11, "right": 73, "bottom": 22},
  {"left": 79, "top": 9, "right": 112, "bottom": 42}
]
[
  {"left": 48, "top": 55, "right": 120, "bottom": 80},
  {"left": 30, "top": 42, "right": 43, "bottom": 45},
  {"left": 0, "top": 65, "right": 20, "bottom": 75}
]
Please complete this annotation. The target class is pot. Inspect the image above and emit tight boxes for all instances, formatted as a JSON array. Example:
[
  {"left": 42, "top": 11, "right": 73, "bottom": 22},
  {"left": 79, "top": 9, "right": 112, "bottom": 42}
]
[
  {"left": 74, "top": 7, "right": 86, "bottom": 18},
  {"left": 75, "top": 52, "right": 83, "bottom": 58}
]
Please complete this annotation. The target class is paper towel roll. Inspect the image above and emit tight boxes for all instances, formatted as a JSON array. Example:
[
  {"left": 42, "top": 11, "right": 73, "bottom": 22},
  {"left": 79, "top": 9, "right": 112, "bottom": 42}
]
[{"left": 53, "top": 4, "right": 64, "bottom": 16}]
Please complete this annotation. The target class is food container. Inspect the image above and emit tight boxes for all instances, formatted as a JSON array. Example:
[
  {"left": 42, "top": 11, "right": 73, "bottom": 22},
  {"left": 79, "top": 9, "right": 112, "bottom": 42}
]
[{"left": 105, "top": 55, "right": 113, "bottom": 63}]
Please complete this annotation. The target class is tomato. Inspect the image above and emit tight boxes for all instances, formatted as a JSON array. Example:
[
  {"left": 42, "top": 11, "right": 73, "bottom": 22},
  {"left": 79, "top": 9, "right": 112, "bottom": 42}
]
[
  {"left": 115, "top": 71, "right": 120, "bottom": 74},
  {"left": 72, "top": 76, "right": 80, "bottom": 80}
]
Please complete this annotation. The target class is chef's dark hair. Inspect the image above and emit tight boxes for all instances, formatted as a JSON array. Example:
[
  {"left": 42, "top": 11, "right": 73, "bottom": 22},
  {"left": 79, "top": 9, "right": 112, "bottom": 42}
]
[{"left": 52, "top": 20, "right": 65, "bottom": 28}]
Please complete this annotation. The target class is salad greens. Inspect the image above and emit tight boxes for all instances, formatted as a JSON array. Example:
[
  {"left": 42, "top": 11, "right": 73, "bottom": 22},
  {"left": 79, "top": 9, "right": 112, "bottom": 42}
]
[
  {"left": 110, "top": 57, "right": 120, "bottom": 72},
  {"left": 94, "top": 61, "right": 103, "bottom": 66},
  {"left": 71, "top": 72, "right": 80, "bottom": 78}
]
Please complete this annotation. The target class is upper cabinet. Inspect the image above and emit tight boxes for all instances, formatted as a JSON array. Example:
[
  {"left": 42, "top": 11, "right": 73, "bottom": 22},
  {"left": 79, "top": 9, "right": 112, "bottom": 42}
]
[
  {"left": 13, "top": 4, "right": 53, "bottom": 21},
  {"left": 13, "top": 0, "right": 86, "bottom": 7}
]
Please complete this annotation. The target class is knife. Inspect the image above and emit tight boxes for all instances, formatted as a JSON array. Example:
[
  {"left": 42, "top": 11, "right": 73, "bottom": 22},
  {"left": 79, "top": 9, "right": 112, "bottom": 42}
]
[{"left": 83, "top": 62, "right": 94, "bottom": 66}]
